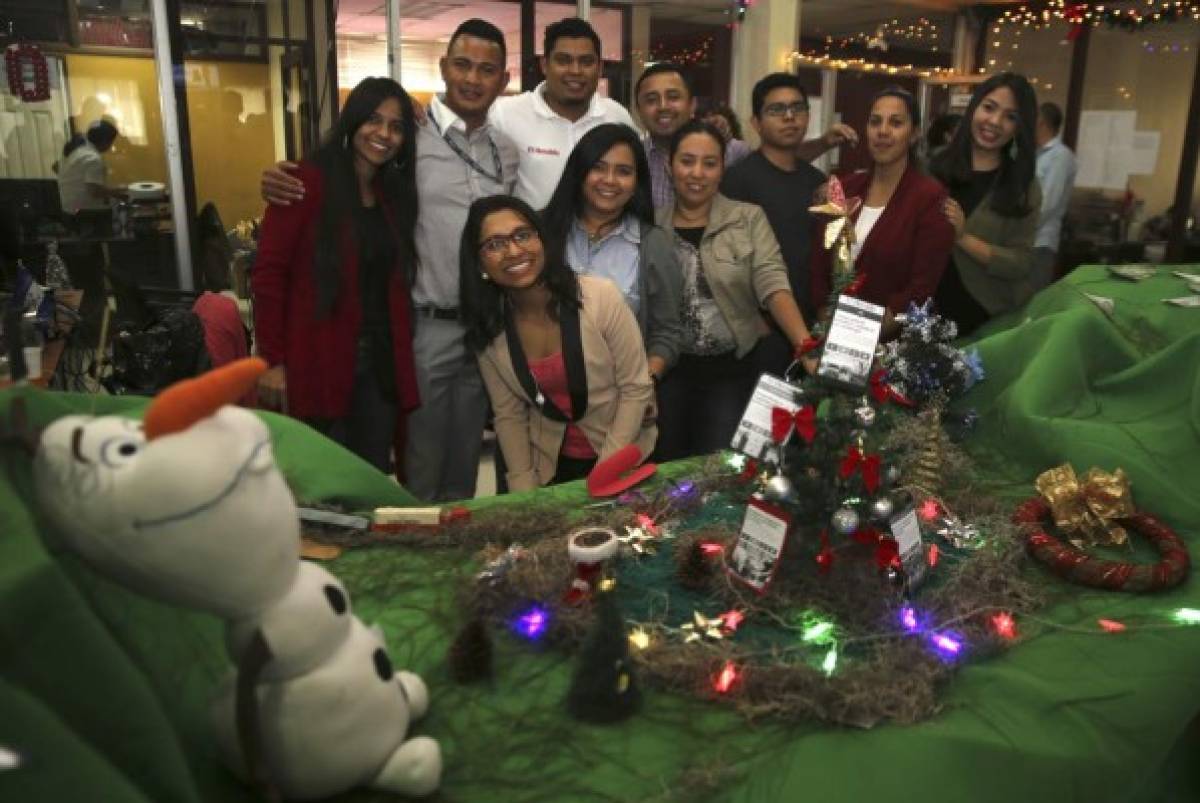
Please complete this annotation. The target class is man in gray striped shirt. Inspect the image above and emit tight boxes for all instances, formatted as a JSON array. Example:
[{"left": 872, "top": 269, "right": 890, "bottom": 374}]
[{"left": 261, "top": 19, "right": 517, "bottom": 500}]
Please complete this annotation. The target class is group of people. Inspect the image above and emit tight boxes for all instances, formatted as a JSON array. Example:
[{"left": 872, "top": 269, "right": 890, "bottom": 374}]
[{"left": 251, "top": 16, "right": 1073, "bottom": 499}]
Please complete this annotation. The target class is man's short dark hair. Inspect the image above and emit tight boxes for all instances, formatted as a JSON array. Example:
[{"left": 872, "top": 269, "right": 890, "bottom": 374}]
[
  {"left": 1039, "top": 102, "right": 1064, "bottom": 135},
  {"left": 544, "top": 17, "right": 601, "bottom": 58},
  {"left": 751, "top": 73, "right": 808, "bottom": 119},
  {"left": 448, "top": 18, "right": 507, "bottom": 63},
  {"left": 86, "top": 119, "right": 119, "bottom": 148},
  {"left": 634, "top": 62, "right": 692, "bottom": 100}
]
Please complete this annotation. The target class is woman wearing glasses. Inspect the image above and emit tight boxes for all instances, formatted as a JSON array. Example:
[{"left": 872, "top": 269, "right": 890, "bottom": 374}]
[
  {"left": 654, "top": 120, "right": 816, "bottom": 462},
  {"left": 809, "top": 87, "right": 956, "bottom": 336},
  {"left": 460, "top": 195, "right": 656, "bottom": 491}
]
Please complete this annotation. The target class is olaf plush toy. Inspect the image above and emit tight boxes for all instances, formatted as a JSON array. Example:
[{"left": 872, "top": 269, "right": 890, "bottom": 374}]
[{"left": 32, "top": 358, "right": 442, "bottom": 800}]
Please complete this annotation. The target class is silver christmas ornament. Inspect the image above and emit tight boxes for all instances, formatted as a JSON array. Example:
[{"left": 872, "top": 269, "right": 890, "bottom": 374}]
[
  {"left": 869, "top": 495, "right": 895, "bottom": 522},
  {"left": 934, "top": 515, "right": 982, "bottom": 549},
  {"left": 853, "top": 404, "right": 877, "bottom": 428},
  {"left": 763, "top": 471, "right": 798, "bottom": 504},
  {"left": 831, "top": 506, "right": 861, "bottom": 535},
  {"left": 882, "top": 464, "right": 902, "bottom": 488}
]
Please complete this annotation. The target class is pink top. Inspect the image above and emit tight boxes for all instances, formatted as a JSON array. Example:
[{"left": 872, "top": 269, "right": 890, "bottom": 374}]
[{"left": 527, "top": 352, "right": 597, "bottom": 460}]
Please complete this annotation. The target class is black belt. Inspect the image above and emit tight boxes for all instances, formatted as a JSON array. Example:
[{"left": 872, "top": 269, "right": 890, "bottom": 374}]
[{"left": 414, "top": 306, "right": 460, "bottom": 321}]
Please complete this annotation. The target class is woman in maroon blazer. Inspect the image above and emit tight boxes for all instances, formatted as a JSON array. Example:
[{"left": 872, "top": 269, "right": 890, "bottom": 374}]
[
  {"left": 811, "top": 87, "right": 955, "bottom": 337},
  {"left": 252, "top": 77, "right": 420, "bottom": 471}
]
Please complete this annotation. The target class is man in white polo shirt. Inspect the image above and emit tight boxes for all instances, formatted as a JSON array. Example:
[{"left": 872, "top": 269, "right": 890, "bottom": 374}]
[{"left": 489, "top": 17, "right": 634, "bottom": 209}]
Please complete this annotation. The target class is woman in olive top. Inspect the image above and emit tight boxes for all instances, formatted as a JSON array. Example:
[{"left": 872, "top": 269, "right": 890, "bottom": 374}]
[
  {"left": 932, "top": 72, "right": 1042, "bottom": 336},
  {"left": 460, "top": 194, "right": 656, "bottom": 491},
  {"left": 654, "top": 120, "right": 815, "bottom": 461}
]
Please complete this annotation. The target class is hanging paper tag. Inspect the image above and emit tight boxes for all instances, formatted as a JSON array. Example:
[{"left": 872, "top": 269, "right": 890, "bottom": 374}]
[
  {"left": 889, "top": 502, "right": 928, "bottom": 588},
  {"left": 731, "top": 373, "right": 804, "bottom": 460},
  {"left": 728, "top": 496, "right": 791, "bottom": 594},
  {"left": 818, "top": 295, "right": 884, "bottom": 391}
]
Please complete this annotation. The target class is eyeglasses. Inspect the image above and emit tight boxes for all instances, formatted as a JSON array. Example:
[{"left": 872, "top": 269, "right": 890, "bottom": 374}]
[
  {"left": 479, "top": 226, "right": 540, "bottom": 257},
  {"left": 762, "top": 102, "right": 809, "bottom": 118}
]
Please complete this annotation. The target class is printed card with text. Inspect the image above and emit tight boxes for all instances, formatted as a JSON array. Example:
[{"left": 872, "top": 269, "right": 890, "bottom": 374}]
[
  {"left": 728, "top": 497, "right": 792, "bottom": 594},
  {"left": 889, "top": 502, "right": 928, "bottom": 589},
  {"left": 818, "top": 295, "right": 884, "bottom": 391},
  {"left": 731, "top": 373, "right": 805, "bottom": 460}
]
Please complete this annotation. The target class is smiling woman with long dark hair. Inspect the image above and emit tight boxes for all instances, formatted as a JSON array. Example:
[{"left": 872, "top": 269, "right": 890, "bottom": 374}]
[
  {"left": 540, "top": 123, "right": 683, "bottom": 383},
  {"left": 252, "top": 77, "right": 420, "bottom": 471},
  {"left": 460, "top": 194, "right": 656, "bottom": 491},
  {"left": 931, "top": 72, "right": 1042, "bottom": 335}
]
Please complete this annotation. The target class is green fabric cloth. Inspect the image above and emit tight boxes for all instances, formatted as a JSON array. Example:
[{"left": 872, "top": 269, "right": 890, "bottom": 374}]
[{"left": 2, "top": 265, "right": 1199, "bottom": 802}]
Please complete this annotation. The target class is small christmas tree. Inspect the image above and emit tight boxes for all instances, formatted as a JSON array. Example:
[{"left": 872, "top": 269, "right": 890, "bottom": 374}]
[
  {"left": 566, "top": 589, "right": 640, "bottom": 723},
  {"left": 677, "top": 540, "right": 716, "bottom": 591},
  {"left": 447, "top": 615, "right": 493, "bottom": 684}
]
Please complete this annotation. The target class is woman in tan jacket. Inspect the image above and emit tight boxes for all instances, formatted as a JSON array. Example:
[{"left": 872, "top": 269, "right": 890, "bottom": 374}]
[
  {"left": 460, "top": 195, "right": 656, "bottom": 492},
  {"left": 654, "top": 120, "right": 815, "bottom": 461}
]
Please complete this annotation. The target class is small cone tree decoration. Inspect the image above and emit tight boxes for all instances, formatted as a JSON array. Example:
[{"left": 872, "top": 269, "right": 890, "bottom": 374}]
[
  {"left": 566, "top": 586, "right": 641, "bottom": 723},
  {"left": 908, "top": 403, "right": 948, "bottom": 496},
  {"left": 677, "top": 540, "right": 716, "bottom": 591},
  {"left": 447, "top": 614, "right": 493, "bottom": 684}
]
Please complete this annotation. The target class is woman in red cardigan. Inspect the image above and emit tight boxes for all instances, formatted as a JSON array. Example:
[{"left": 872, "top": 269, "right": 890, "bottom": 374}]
[
  {"left": 252, "top": 77, "right": 420, "bottom": 471},
  {"left": 811, "top": 87, "right": 955, "bottom": 337}
]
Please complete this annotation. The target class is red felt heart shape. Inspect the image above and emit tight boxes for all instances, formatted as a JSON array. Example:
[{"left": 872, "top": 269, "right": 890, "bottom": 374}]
[{"left": 586, "top": 444, "right": 657, "bottom": 498}]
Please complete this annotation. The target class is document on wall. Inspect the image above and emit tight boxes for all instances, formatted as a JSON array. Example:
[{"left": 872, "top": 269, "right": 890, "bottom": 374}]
[{"left": 1077, "top": 110, "right": 1159, "bottom": 190}]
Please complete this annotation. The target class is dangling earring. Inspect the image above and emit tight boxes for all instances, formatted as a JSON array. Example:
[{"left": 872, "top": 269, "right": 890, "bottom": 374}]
[
  {"left": 1009, "top": 139, "right": 1018, "bottom": 160},
  {"left": 480, "top": 272, "right": 490, "bottom": 281}
]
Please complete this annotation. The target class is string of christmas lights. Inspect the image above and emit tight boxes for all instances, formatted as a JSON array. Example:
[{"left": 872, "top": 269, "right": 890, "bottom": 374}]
[
  {"left": 788, "top": 51, "right": 959, "bottom": 79},
  {"left": 819, "top": 16, "right": 947, "bottom": 51},
  {"left": 996, "top": 0, "right": 1200, "bottom": 31}
]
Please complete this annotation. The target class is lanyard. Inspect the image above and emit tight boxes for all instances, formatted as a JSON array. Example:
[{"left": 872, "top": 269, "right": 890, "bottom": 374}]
[
  {"left": 428, "top": 107, "right": 503, "bottom": 185},
  {"left": 504, "top": 301, "right": 588, "bottom": 424}
]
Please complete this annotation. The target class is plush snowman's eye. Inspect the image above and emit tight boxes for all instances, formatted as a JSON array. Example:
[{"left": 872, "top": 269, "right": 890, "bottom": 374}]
[
  {"left": 323, "top": 585, "right": 347, "bottom": 615},
  {"left": 101, "top": 437, "right": 143, "bottom": 467},
  {"left": 373, "top": 648, "right": 394, "bottom": 682}
]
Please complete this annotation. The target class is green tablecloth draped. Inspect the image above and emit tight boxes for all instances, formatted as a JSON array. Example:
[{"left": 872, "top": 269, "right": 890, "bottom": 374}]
[{"left": 2, "top": 265, "right": 1198, "bottom": 803}]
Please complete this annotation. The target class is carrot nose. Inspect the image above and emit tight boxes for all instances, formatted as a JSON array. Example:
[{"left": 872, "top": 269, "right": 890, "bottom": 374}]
[{"left": 143, "top": 357, "right": 268, "bottom": 440}]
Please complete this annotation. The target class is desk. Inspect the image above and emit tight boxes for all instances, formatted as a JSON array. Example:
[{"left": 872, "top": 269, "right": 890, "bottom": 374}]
[
  {"left": 2, "top": 266, "right": 1199, "bottom": 803},
  {"left": 0, "top": 289, "right": 82, "bottom": 391}
]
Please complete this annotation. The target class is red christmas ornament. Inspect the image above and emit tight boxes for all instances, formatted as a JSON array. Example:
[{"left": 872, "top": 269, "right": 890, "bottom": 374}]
[{"left": 815, "top": 529, "right": 834, "bottom": 575}]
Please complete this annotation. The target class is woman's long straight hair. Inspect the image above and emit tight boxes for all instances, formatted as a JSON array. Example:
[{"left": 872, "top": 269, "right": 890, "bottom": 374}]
[
  {"left": 310, "top": 77, "right": 418, "bottom": 317},
  {"left": 929, "top": 72, "right": 1037, "bottom": 218}
]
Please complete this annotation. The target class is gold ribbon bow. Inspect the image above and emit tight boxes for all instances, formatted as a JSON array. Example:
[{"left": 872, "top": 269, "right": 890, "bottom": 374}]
[{"left": 1035, "top": 464, "right": 1135, "bottom": 548}]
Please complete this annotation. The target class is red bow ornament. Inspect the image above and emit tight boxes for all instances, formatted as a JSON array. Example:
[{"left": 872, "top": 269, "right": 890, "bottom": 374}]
[
  {"left": 839, "top": 446, "right": 882, "bottom": 494},
  {"left": 771, "top": 404, "right": 816, "bottom": 445},
  {"left": 869, "top": 369, "right": 913, "bottom": 407}
]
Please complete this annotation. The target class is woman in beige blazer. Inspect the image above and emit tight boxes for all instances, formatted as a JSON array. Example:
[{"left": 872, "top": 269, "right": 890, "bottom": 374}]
[{"left": 460, "top": 195, "right": 656, "bottom": 492}]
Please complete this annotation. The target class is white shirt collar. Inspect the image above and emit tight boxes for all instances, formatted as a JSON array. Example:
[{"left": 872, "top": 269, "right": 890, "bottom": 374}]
[
  {"left": 531, "top": 81, "right": 604, "bottom": 122},
  {"left": 1039, "top": 136, "right": 1063, "bottom": 155},
  {"left": 430, "top": 94, "right": 467, "bottom": 134}
]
